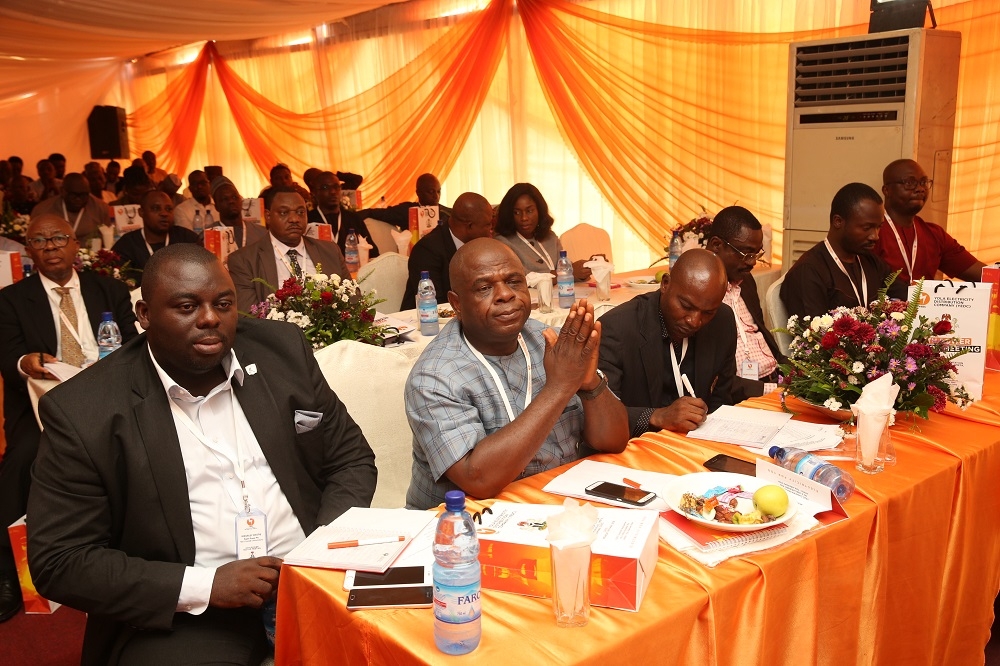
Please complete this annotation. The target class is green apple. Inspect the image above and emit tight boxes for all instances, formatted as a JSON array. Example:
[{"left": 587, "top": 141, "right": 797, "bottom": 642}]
[
  {"left": 654, "top": 270, "right": 666, "bottom": 283},
  {"left": 752, "top": 485, "right": 789, "bottom": 518}
]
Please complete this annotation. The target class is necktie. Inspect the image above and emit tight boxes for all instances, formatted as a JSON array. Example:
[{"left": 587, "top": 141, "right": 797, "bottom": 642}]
[
  {"left": 54, "top": 287, "right": 86, "bottom": 367},
  {"left": 287, "top": 249, "right": 303, "bottom": 279}
]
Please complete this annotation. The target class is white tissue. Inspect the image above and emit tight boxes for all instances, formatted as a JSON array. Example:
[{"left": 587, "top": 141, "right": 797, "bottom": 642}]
[
  {"left": 525, "top": 272, "right": 555, "bottom": 288},
  {"left": 390, "top": 229, "right": 412, "bottom": 256},
  {"left": 851, "top": 373, "right": 898, "bottom": 465},
  {"left": 546, "top": 498, "right": 598, "bottom": 550},
  {"left": 583, "top": 258, "right": 614, "bottom": 285}
]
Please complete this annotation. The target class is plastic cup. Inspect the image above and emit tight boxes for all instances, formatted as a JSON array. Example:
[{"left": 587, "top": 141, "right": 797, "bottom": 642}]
[
  {"left": 855, "top": 410, "right": 891, "bottom": 474},
  {"left": 538, "top": 278, "right": 554, "bottom": 313},
  {"left": 595, "top": 272, "right": 612, "bottom": 301},
  {"left": 550, "top": 543, "right": 590, "bottom": 627}
]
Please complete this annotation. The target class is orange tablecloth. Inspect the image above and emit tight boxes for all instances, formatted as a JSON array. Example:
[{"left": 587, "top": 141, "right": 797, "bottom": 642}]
[{"left": 275, "top": 378, "right": 1000, "bottom": 665}]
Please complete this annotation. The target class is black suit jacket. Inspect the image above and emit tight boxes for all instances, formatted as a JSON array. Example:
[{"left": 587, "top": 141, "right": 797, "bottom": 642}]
[
  {"left": 0, "top": 272, "right": 137, "bottom": 455},
  {"left": 110, "top": 226, "right": 201, "bottom": 287},
  {"left": 598, "top": 291, "right": 737, "bottom": 434},
  {"left": 358, "top": 202, "right": 452, "bottom": 231},
  {"left": 307, "top": 208, "right": 380, "bottom": 261},
  {"left": 731, "top": 273, "right": 787, "bottom": 402},
  {"left": 400, "top": 223, "right": 458, "bottom": 311},
  {"left": 27, "top": 318, "right": 376, "bottom": 665}
]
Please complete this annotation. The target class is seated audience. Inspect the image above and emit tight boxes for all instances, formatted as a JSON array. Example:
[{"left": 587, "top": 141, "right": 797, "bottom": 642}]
[
  {"left": 599, "top": 249, "right": 735, "bottom": 435},
  {"left": 0, "top": 214, "right": 137, "bottom": 622},
  {"left": 30, "top": 173, "right": 110, "bottom": 243},
  {"left": 493, "top": 182, "right": 589, "bottom": 280},
  {"left": 47, "top": 153, "right": 67, "bottom": 180},
  {"left": 306, "top": 171, "right": 379, "bottom": 260},
  {"left": 399, "top": 192, "right": 494, "bottom": 310},
  {"left": 105, "top": 160, "right": 121, "bottom": 194},
  {"left": 359, "top": 173, "right": 452, "bottom": 231},
  {"left": 110, "top": 165, "right": 154, "bottom": 207},
  {"left": 27, "top": 244, "right": 376, "bottom": 662},
  {"left": 173, "top": 170, "right": 217, "bottom": 232},
  {"left": 405, "top": 238, "right": 628, "bottom": 509},
  {"left": 83, "top": 162, "right": 118, "bottom": 204},
  {"left": 159, "top": 174, "right": 187, "bottom": 207},
  {"left": 112, "top": 191, "right": 200, "bottom": 287},
  {"left": 4, "top": 176, "right": 35, "bottom": 216},
  {"left": 875, "top": 158, "right": 985, "bottom": 283},
  {"left": 141, "top": 150, "right": 168, "bottom": 186},
  {"left": 29, "top": 159, "right": 61, "bottom": 202},
  {"left": 706, "top": 206, "right": 785, "bottom": 401},
  {"left": 258, "top": 163, "right": 311, "bottom": 203},
  {"left": 0, "top": 160, "right": 10, "bottom": 192},
  {"left": 228, "top": 187, "right": 350, "bottom": 313},
  {"left": 208, "top": 176, "right": 267, "bottom": 250},
  {"left": 8, "top": 156, "right": 26, "bottom": 181},
  {"left": 782, "top": 182, "right": 908, "bottom": 320}
]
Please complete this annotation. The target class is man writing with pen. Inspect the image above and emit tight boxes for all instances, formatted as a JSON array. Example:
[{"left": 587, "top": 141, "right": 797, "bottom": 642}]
[{"left": 598, "top": 249, "right": 737, "bottom": 435}]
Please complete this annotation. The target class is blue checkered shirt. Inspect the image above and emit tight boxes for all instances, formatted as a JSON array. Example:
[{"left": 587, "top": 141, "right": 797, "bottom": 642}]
[{"left": 404, "top": 318, "right": 584, "bottom": 509}]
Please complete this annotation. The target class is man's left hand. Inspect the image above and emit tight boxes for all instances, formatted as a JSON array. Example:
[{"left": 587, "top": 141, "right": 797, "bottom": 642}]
[{"left": 542, "top": 299, "right": 601, "bottom": 394}]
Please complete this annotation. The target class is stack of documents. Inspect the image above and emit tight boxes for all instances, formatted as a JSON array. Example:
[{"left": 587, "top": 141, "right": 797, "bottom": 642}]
[{"left": 687, "top": 406, "right": 844, "bottom": 453}]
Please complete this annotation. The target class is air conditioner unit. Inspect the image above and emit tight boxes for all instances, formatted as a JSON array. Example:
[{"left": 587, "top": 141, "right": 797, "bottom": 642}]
[{"left": 781, "top": 28, "right": 961, "bottom": 268}]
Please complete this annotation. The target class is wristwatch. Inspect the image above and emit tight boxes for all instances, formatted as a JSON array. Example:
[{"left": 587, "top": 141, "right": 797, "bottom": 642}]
[{"left": 577, "top": 369, "right": 608, "bottom": 400}]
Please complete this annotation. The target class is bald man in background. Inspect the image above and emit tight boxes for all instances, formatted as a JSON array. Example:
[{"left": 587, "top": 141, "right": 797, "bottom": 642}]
[
  {"left": 599, "top": 249, "right": 736, "bottom": 436},
  {"left": 359, "top": 173, "right": 452, "bottom": 231},
  {"left": 31, "top": 173, "right": 111, "bottom": 244}
]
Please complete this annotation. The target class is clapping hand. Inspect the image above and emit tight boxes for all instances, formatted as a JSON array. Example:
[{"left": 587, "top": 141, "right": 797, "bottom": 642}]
[{"left": 542, "top": 299, "right": 601, "bottom": 394}]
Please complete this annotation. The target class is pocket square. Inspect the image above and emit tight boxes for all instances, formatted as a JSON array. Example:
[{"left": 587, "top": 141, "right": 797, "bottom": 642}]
[{"left": 294, "top": 410, "right": 323, "bottom": 434}]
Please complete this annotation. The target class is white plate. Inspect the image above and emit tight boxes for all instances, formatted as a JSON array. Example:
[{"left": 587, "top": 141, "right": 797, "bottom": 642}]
[
  {"left": 625, "top": 277, "right": 661, "bottom": 291},
  {"left": 663, "top": 472, "right": 797, "bottom": 533}
]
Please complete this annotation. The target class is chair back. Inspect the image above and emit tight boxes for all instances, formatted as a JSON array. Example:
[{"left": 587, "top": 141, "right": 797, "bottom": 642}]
[
  {"left": 314, "top": 340, "right": 414, "bottom": 508},
  {"left": 559, "top": 223, "right": 613, "bottom": 264},
  {"left": 765, "top": 274, "right": 792, "bottom": 356},
  {"left": 365, "top": 218, "right": 402, "bottom": 257},
  {"left": 358, "top": 252, "right": 409, "bottom": 314}
]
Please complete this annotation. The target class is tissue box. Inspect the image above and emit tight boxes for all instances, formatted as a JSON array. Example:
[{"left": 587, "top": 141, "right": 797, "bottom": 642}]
[
  {"left": 204, "top": 227, "right": 238, "bottom": 266},
  {"left": 476, "top": 502, "right": 657, "bottom": 611},
  {"left": 341, "top": 190, "right": 362, "bottom": 210},
  {"left": 0, "top": 251, "right": 23, "bottom": 288},
  {"left": 241, "top": 198, "right": 265, "bottom": 226},
  {"left": 112, "top": 204, "right": 143, "bottom": 236},
  {"left": 408, "top": 205, "right": 440, "bottom": 240},
  {"left": 306, "top": 223, "right": 333, "bottom": 242},
  {"left": 7, "top": 516, "right": 60, "bottom": 614}
]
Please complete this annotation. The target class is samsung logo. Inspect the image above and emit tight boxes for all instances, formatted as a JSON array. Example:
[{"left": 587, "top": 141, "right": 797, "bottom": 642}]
[{"left": 835, "top": 136, "right": 854, "bottom": 141}]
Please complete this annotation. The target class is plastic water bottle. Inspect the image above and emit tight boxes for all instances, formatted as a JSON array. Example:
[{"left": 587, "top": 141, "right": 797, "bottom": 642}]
[
  {"left": 97, "top": 312, "right": 123, "bottom": 360},
  {"left": 768, "top": 446, "right": 856, "bottom": 502},
  {"left": 193, "top": 209, "right": 203, "bottom": 237},
  {"left": 416, "top": 271, "right": 439, "bottom": 336},
  {"left": 433, "top": 490, "right": 481, "bottom": 655},
  {"left": 344, "top": 228, "right": 360, "bottom": 277},
  {"left": 668, "top": 229, "right": 682, "bottom": 270},
  {"left": 556, "top": 250, "right": 575, "bottom": 308}
]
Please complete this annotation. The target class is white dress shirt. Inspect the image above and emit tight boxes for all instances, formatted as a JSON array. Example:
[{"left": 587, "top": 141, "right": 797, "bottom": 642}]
[
  {"left": 173, "top": 199, "right": 217, "bottom": 231},
  {"left": 149, "top": 347, "right": 306, "bottom": 614},
  {"left": 38, "top": 270, "right": 100, "bottom": 364},
  {"left": 270, "top": 234, "right": 317, "bottom": 284},
  {"left": 450, "top": 229, "right": 465, "bottom": 251}
]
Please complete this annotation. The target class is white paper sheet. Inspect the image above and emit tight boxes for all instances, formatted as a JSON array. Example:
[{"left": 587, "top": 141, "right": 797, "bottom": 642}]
[
  {"left": 686, "top": 405, "right": 793, "bottom": 447},
  {"left": 541, "top": 460, "right": 677, "bottom": 512}
]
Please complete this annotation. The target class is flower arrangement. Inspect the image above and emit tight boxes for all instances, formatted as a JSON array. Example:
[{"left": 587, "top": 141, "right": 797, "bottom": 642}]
[
  {"left": 777, "top": 276, "right": 972, "bottom": 419},
  {"left": 651, "top": 207, "right": 714, "bottom": 267},
  {"left": 249, "top": 271, "right": 386, "bottom": 350},
  {"left": 74, "top": 247, "right": 137, "bottom": 289},
  {"left": 0, "top": 203, "right": 30, "bottom": 244}
]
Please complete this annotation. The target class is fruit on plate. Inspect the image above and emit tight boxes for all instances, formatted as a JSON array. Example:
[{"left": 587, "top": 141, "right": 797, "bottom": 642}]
[
  {"left": 752, "top": 485, "right": 789, "bottom": 518},
  {"left": 654, "top": 270, "right": 666, "bottom": 283}
]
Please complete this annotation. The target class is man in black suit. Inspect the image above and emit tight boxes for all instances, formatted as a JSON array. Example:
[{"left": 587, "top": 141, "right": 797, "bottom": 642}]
[
  {"left": 27, "top": 244, "right": 377, "bottom": 664},
  {"left": 399, "top": 191, "right": 494, "bottom": 310},
  {"left": 305, "top": 171, "right": 379, "bottom": 260},
  {"left": 227, "top": 188, "right": 351, "bottom": 313},
  {"left": 599, "top": 249, "right": 736, "bottom": 436},
  {"left": 111, "top": 190, "right": 200, "bottom": 287},
  {"left": 358, "top": 173, "right": 452, "bottom": 231},
  {"left": 208, "top": 176, "right": 268, "bottom": 251},
  {"left": 0, "top": 214, "right": 137, "bottom": 622},
  {"left": 706, "top": 206, "right": 786, "bottom": 402}
]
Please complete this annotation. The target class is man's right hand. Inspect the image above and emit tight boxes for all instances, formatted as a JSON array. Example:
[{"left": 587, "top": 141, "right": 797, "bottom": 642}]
[
  {"left": 542, "top": 300, "right": 600, "bottom": 395},
  {"left": 650, "top": 397, "right": 708, "bottom": 433},
  {"left": 19, "top": 353, "right": 59, "bottom": 380},
  {"left": 209, "top": 557, "right": 283, "bottom": 609}
]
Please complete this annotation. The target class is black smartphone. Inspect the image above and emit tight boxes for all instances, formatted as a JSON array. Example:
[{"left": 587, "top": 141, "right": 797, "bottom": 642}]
[
  {"left": 344, "top": 566, "right": 430, "bottom": 589},
  {"left": 584, "top": 481, "right": 656, "bottom": 506},
  {"left": 703, "top": 454, "right": 757, "bottom": 476},
  {"left": 346, "top": 585, "right": 433, "bottom": 610}
]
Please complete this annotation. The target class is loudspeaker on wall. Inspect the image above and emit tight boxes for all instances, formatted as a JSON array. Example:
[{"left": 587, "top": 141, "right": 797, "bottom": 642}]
[{"left": 87, "top": 106, "right": 130, "bottom": 159}]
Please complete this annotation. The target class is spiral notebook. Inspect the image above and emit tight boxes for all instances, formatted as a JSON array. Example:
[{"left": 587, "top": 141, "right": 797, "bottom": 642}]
[{"left": 659, "top": 510, "right": 789, "bottom": 553}]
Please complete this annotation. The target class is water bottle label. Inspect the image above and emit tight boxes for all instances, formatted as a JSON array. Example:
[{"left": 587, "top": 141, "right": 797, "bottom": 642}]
[
  {"left": 557, "top": 281, "right": 574, "bottom": 298},
  {"left": 793, "top": 455, "right": 825, "bottom": 480},
  {"left": 346, "top": 250, "right": 359, "bottom": 264},
  {"left": 434, "top": 581, "right": 481, "bottom": 624},
  {"left": 418, "top": 303, "right": 439, "bottom": 324}
]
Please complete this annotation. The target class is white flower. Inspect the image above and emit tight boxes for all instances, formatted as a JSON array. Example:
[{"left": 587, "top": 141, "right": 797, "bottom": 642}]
[
  {"left": 824, "top": 397, "right": 843, "bottom": 411},
  {"left": 810, "top": 317, "right": 824, "bottom": 332},
  {"left": 266, "top": 310, "right": 286, "bottom": 321},
  {"left": 900, "top": 325, "right": 909, "bottom": 333},
  {"left": 818, "top": 314, "right": 834, "bottom": 329},
  {"left": 890, "top": 312, "right": 905, "bottom": 321},
  {"left": 852, "top": 361, "right": 865, "bottom": 373},
  {"left": 848, "top": 375, "right": 859, "bottom": 385},
  {"left": 786, "top": 314, "right": 799, "bottom": 329}
]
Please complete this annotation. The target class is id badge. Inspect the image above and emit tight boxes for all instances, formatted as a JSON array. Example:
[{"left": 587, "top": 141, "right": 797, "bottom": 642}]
[
  {"left": 236, "top": 509, "right": 268, "bottom": 560},
  {"left": 740, "top": 360, "right": 760, "bottom": 381}
]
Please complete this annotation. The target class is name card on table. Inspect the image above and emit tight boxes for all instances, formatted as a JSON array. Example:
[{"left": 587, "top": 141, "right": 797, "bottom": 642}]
[
  {"left": 755, "top": 459, "right": 848, "bottom": 525},
  {"left": 241, "top": 198, "right": 265, "bottom": 226},
  {"left": 113, "top": 204, "right": 143, "bottom": 236},
  {"left": 306, "top": 223, "right": 334, "bottom": 242},
  {"left": 0, "top": 251, "right": 23, "bottom": 288},
  {"left": 204, "top": 227, "right": 238, "bottom": 267}
]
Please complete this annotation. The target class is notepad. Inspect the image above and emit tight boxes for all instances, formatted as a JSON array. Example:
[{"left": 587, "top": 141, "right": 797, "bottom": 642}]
[
  {"left": 686, "top": 405, "right": 793, "bottom": 447},
  {"left": 659, "top": 509, "right": 789, "bottom": 552}
]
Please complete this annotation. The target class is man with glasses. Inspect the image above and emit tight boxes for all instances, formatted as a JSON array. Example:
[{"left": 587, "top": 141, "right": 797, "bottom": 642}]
[
  {"left": 306, "top": 171, "right": 380, "bottom": 260},
  {"left": 875, "top": 159, "right": 985, "bottom": 283},
  {"left": 0, "top": 214, "right": 137, "bottom": 622},
  {"left": 706, "top": 206, "right": 785, "bottom": 401},
  {"left": 227, "top": 187, "right": 350, "bottom": 313},
  {"left": 30, "top": 173, "right": 111, "bottom": 245}
]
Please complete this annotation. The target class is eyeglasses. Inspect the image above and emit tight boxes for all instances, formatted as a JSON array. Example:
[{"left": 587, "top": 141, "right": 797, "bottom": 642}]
[
  {"left": 889, "top": 177, "right": 933, "bottom": 191},
  {"left": 26, "top": 234, "right": 72, "bottom": 250},
  {"left": 723, "top": 238, "right": 766, "bottom": 264},
  {"left": 274, "top": 208, "right": 307, "bottom": 220}
]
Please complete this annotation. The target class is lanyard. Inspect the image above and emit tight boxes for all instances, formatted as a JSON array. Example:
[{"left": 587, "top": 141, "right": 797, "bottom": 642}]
[
  {"left": 824, "top": 239, "right": 868, "bottom": 307},
  {"left": 62, "top": 201, "right": 85, "bottom": 233},
  {"left": 464, "top": 333, "right": 532, "bottom": 423},
  {"left": 516, "top": 233, "right": 555, "bottom": 271},
  {"left": 669, "top": 337, "right": 689, "bottom": 399},
  {"left": 141, "top": 228, "right": 169, "bottom": 256},
  {"left": 168, "top": 391, "right": 253, "bottom": 514},
  {"left": 316, "top": 209, "right": 340, "bottom": 243},
  {"left": 884, "top": 212, "right": 917, "bottom": 281}
]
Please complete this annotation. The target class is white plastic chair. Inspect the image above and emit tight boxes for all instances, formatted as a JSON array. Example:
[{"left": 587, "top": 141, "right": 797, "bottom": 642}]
[
  {"left": 365, "top": 218, "right": 402, "bottom": 257},
  {"left": 357, "top": 252, "right": 408, "bottom": 315},
  {"left": 314, "top": 340, "right": 415, "bottom": 508},
  {"left": 559, "top": 223, "right": 613, "bottom": 264},
  {"left": 765, "top": 275, "right": 791, "bottom": 356}
]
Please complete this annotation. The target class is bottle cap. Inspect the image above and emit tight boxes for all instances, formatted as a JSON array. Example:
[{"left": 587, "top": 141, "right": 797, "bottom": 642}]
[
  {"left": 101, "top": 311, "right": 114, "bottom": 322},
  {"left": 444, "top": 490, "right": 466, "bottom": 512},
  {"left": 559, "top": 250, "right": 567, "bottom": 258},
  {"left": 420, "top": 270, "right": 430, "bottom": 279},
  {"left": 768, "top": 446, "right": 780, "bottom": 458}
]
